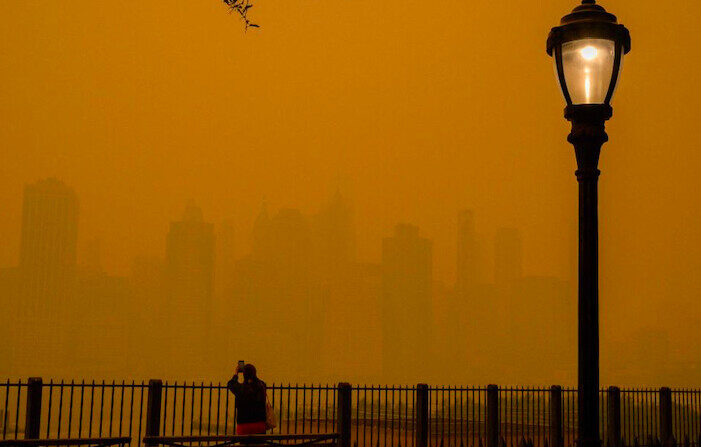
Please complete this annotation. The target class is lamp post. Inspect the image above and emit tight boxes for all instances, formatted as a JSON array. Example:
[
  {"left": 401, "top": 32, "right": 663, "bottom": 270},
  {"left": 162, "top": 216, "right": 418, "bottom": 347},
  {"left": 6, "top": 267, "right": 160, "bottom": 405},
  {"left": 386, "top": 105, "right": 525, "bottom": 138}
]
[{"left": 546, "top": 2, "right": 630, "bottom": 447}]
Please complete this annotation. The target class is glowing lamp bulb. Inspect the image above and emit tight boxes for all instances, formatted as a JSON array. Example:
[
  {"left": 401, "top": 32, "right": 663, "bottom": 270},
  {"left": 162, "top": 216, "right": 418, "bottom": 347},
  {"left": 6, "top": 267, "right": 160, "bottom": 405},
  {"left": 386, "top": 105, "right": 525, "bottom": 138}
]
[{"left": 580, "top": 46, "right": 598, "bottom": 61}]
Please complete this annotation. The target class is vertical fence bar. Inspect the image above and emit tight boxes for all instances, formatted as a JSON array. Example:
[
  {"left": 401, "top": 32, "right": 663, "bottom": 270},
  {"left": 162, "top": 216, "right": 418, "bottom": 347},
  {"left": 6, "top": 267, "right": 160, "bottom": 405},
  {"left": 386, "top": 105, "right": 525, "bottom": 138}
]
[
  {"left": 128, "top": 381, "right": 135, "bottom": 444},
  {"left": 58, "top": 380, "right": 65, "bottom": 438},
  {"left": 2, "top": 380, "right": 9, "bottom": 440},
  {"left": 67, "top": 381, "right": 74, "bottom": 438},
  {"left": 14, "top": 380, "right": 21, "bottom": 440},
  {"left": 145, "top": 379, "right": 163, "bottom": 447},
  {"left": 78, "top": 380, "right": 85, "bottom": 437},
  {"left": 24, "top": 377, "right": 42, "bottom": 440}
]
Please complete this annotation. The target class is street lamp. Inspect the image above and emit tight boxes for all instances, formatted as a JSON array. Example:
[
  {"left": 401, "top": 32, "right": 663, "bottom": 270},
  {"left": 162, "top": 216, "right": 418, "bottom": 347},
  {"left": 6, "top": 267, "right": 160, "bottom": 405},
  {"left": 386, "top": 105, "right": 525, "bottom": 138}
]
[{"left": 546, "top": 2, "right": 630, "bottom": 447}]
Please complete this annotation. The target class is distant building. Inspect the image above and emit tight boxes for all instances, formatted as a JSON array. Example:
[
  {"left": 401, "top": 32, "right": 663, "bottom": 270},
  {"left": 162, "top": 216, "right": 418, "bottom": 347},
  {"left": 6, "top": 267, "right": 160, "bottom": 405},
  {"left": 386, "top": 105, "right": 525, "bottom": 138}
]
[
  {"left": 251, "top": 203, "right": 272, "bottom": 260},
  {"left": 19, "top": 178, "right": 79, "bottom": 316},
  {"left": 15, "top": 178, "right": 79, "bottom": 374},
  {"left": 313, "top": 190, "right": 355, "bottom": 282},
  {"left": 382, "top": 224, "right": 432, "bottom": 382},
  {"left": 229, "top": 206, "right": 325, "bottom": 380},
  {"left": 216, "top": 219, "right": 236, "bottom": 298},
  {"left": 165, "top": 203, "right": 215, "bottom": 376},
  {"left": 494, "top": 227, "right": 523, "bottom": 283},
  {"left": 457, "top": 209, "right": 487, "bottom": 291}
]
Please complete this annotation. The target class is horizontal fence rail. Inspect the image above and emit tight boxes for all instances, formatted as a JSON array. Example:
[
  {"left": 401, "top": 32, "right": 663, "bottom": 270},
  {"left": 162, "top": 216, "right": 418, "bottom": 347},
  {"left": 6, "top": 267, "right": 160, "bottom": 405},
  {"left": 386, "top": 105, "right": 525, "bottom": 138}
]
[{"left": 1, "top": 380, "right": 699, "bottom": 447}]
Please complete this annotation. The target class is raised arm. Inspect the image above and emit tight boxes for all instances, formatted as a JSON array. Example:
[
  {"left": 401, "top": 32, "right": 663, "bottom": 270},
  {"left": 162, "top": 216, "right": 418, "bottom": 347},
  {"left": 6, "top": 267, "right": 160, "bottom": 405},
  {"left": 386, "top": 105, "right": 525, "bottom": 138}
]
[{"left": 227, "top": 368, "right": 243, "bottom": 396}]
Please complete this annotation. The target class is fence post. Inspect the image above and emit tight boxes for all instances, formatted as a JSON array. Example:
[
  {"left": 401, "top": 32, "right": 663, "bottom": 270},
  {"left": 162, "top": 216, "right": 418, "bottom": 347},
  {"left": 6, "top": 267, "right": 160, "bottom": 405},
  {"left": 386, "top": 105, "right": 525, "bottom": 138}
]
[
  {"left": 145, "top": 379, "right": 163, "bottom": 446},
  {"left": 607, "top": 387, "right": 621, "bottom": 447},
  {"left": 487, "top": 385, "right": 499, "bottom": 447},
  {"left": 24, "top": 377, "right": 42, "bottom": 440},
  {"left": 550, "top": 386, "right": 563, "bottom": 447},
  {"left": 416, "top": 384, "right": 429, "bottom": 447},
  {"left": 659, "top": 387, "right": 673, "bottom": 444},
  {"left": 337, "top": 383, "right": 352, "bottom": 447}
]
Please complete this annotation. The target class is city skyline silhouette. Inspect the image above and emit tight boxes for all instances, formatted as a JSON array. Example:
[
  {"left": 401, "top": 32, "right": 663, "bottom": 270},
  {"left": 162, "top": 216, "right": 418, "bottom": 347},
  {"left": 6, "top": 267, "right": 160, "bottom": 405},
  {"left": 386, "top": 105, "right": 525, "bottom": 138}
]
[{"left": 0, "top": 177, "right": 694, "bottom": 386}]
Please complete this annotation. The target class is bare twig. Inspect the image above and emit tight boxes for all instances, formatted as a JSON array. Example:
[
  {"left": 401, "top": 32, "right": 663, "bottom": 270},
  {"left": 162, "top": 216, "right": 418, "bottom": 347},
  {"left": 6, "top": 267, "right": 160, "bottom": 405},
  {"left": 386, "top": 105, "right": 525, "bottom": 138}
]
[{"left": 223, "top": 0, "right": 259, "bottom": 30}]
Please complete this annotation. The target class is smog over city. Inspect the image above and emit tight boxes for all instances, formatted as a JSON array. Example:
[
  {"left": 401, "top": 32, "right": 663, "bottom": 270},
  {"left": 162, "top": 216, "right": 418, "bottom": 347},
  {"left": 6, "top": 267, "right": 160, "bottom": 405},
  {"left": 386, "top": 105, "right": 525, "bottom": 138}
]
[{"left": 1, "top": 0, "right": 699, "bottom": 394}]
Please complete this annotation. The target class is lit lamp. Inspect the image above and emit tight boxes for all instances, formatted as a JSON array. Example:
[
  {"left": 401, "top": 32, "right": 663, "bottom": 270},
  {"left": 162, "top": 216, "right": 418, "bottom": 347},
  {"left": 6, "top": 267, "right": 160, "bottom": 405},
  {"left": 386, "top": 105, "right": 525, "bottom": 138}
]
[
  {"left": 547, "top": 0, "right": 630, "bottom": 107},
  {"left": 546, "top": 2, "right": 630, "bottom": 447}
]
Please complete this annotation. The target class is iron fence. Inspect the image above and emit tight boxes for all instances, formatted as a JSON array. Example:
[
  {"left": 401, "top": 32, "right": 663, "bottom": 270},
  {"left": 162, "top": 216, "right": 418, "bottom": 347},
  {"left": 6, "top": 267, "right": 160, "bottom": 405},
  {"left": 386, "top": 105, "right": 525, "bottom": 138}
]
[
  {"left": 498, "top": 388, "right": 551, "bottom": 447},
  {"left": 158, "top": 382, "right": 338, "bottom": 439},
  {"left": 352, "top": 385, "right": 416, "bottom": 447},
  {"left": 672, "top": 390, "right": 700, "bottom": 446},
  {"left": 620, "top": 389, "right": 659, "bottom": 447},
  {"left": 1, "top": 379, "right": 25, "bottom": 441},
  {"left": 427, "top": 387, "right": 488, "bottom": 447},
  {"left": 1, "top": 381, "right": 699, "bottom": 447}
]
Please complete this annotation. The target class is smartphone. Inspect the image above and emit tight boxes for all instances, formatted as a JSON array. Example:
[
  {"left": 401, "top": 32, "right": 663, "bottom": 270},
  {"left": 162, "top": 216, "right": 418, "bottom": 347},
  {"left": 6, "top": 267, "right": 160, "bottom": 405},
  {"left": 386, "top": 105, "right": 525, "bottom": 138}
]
[{"left": 237, "top": 360, "right": 245, "bottom": 370}]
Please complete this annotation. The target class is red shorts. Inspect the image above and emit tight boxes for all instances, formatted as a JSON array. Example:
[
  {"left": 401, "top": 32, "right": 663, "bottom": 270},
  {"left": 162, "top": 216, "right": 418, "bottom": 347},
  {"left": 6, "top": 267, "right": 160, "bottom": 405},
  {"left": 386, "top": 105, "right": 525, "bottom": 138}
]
[{"left": 236, "top": 421, "right": 267, "bottom": 435}]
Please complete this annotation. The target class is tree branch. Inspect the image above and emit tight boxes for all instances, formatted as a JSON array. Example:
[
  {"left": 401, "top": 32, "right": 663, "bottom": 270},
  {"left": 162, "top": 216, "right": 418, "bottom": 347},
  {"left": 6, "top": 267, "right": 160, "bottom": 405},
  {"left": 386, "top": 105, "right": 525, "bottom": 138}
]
[{"left": 223, "top": 0, "right": 259, "bottom": 30}]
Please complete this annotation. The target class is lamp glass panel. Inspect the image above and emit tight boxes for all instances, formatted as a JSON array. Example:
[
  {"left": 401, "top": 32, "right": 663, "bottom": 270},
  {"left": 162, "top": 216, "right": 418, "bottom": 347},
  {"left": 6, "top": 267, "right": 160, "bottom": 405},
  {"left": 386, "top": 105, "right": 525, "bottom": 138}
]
[{"left": 560, "top": 38, "right": 616, "bottom": 104}]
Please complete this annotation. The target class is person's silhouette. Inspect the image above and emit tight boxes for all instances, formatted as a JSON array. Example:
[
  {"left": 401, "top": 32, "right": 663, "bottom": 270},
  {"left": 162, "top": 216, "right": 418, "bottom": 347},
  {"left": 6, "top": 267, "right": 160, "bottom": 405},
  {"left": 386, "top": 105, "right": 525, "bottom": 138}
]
[{"left": 227, "top": 363, "right": 268, "bottom": 435}]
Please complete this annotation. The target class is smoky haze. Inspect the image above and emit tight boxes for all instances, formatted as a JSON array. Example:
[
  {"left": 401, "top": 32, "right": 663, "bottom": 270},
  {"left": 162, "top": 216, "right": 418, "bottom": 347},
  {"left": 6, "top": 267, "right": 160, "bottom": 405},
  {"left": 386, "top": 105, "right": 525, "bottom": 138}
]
[{"left": 0, "top": 0, "right": 699, "bottom": 386}]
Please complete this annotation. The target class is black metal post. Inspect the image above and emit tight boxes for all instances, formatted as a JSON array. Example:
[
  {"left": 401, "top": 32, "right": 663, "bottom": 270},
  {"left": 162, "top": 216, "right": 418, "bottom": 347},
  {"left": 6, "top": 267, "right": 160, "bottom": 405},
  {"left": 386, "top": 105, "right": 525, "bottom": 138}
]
[
  {"left": 487, "top": 385, "right": 499, "bottom": 447},
  {"left": 607, "top": 387, "right": 621, "bottom": 447},
  {"left": 550, "top": 386, "right": 564, "bottom": 447},
  {"left": 145, "top": 379, "right": 163, "bottom": 447},
  {"left": 416, "top": 384, "right": 429, "bottom": 447},
  {"left": 566, "top": 103, "right": 612, "bottom": 447},
  {"left": 337, "top": 383, "right": 352, "bottom": 447},
  {"left": 659, "top": 387, "right": 673, "bottom": 445},
  {"left": 24, "top": 377, "right": 42, "bottom": 440}
]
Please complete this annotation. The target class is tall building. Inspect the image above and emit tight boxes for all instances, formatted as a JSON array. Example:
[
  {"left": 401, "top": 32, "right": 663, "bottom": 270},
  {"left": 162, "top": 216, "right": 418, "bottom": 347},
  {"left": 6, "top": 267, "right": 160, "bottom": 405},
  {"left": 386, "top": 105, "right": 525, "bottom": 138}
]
[
  {"left": 381, "top": 224, "right": 432, "bottom": 383},
  {"left": 230, "top": 207, "right": 323, "bottom": 380},
  {"left": 165, "top": 203, "right": 215, "bottom": 377},
  {"left": 15, "top": 178, "right": 79, "bottom": 374},
  {"left": 314, "top": 190, "right": 355, "bottom": 282},
  {"left": 494, "top": 227, "right": 523, "bottom": 283},
  {"left": 215, "top": 219, "right": 236, "bottom": 309},
  {"left": 456, "top": 210, "right": 487, "bottom": 291},
  {"left": 19, "top": 178, "right": 79, "bottom": 315}
]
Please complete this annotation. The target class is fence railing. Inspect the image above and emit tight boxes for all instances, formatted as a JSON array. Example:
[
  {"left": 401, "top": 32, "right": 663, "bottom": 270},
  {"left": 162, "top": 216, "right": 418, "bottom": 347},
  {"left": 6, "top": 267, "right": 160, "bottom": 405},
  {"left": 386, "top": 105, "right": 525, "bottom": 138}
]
[{"left": 1, "top": 380, "right": 699, "bottom": 447}]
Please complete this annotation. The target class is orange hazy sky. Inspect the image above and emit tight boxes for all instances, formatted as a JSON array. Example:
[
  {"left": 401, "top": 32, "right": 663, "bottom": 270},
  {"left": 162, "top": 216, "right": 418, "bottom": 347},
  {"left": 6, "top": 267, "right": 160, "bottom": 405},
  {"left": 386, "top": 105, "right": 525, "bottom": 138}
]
[{"left": 0, "top": 1, "right": 699, "bottom": 352}]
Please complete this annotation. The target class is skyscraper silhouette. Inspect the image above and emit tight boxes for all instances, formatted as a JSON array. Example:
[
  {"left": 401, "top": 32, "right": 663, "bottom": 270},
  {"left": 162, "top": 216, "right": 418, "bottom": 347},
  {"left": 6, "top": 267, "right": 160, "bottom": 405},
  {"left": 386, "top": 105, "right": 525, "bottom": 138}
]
[
  {"left": 20, "top": 178, "right": 79, "bottom": 311},
  {"left": 165, "top": 203, "right": 215, "bottom": 376},
  {"left": 314, "top": 190, "right": 355, "bottom": 282},
  {"left": 457, "top": 209, "right": 487, "bottom": 291},
  {"left": 17, "top": 178, "right": 79, "bottom": 373},
  {"left": 382, "top": 224, "right": 432, "bottom": 382}
]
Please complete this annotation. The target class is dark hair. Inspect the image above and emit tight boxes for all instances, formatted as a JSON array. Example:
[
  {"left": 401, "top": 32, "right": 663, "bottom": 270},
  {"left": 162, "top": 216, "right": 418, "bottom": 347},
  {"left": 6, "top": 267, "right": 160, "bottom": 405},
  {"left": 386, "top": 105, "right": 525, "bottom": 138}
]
[
  {"left": 243, "top": 363, "right": 258, "bottom": 382},
  {"left": 242, "top": 363, "right": 265, "bottom": 399}
]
